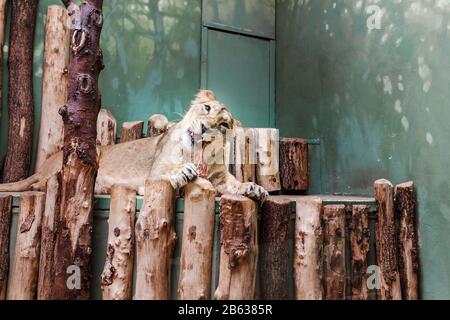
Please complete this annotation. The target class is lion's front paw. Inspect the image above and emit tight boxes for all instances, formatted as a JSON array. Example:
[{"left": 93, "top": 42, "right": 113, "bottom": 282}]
[
  {"left": 242, "top": 182, "right": 269, "bottom": 202},
  {"left": 170, "top": 163, "right": 199, "bottom": 189}
]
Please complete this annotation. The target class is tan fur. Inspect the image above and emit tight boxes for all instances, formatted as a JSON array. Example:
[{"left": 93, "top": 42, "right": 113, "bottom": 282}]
[{"left": 0, "top": 90, "right": 268, "bottom": 201}]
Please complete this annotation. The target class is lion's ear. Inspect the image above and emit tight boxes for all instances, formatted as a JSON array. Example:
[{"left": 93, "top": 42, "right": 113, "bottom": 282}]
[{"left": 196, "top": 90, "right": 216, "bottom": 102}]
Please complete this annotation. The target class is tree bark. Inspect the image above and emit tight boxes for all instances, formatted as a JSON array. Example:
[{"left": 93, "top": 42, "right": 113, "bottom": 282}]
[
  {"left": 134, "top": 179, "right": 176, "bottom": 300},
  {"left": 0, "top": 0, "right": 8, "bottom": 123},
  {"left": 280, "top": 138, "right": 309, "bottom": 192},
  {"left": 293, "top": 196, "right": 323, "bottom": 300},
  {"left": 260, "top": 197, "right": 292, "bottom": 300},
  {"left": 7, "top": 191, "right": 45, "bottom": 300},
  {"left": 147, "top": 114, "right": 170, "bottom": 138},
  {"left": 3, "top": 0, "right": 39, "bottom": 183},
  {"left": 0, "top": 194, "right": 12, "bottom": 300},
  {"left": 255, "top": 129, "right": 281, "bottom": 192},
  {"left": 177, "top": 179, "right": 216, "bottom": 300},
  {"left": 37, "top": 173, "right": 61, "bottom": 300},
  {"left": 233, "top": 128, "right": 256, "bottom": 184},
  {"left": 374, "top": 179, "right": 402, "bottom": 300},
  {"left": 101, "top": 186, "right": 136, "bottom": 300},
  {"left": 35, "top": 5, "right": 70, "bottom": 172},
  {"left": 120, "top": 121, "right": 144, "bottom": 143},
  {"left": 96, "top": 108, "right": 116, "bottom": 146},
  {"left": 395, "top": 181, "right": 419, "bottom": 300},
  {"left": 322, "top": 205, "right": 347, "bottom": 300},
  {"left": 350, "top": 205, "right": 370, "bottom": 300},
  {"left": 52, "top": 0, "right": 104, "bottom": 300},
  {"left": 214, "top": 195, "right": 258, "bottom": 300}
]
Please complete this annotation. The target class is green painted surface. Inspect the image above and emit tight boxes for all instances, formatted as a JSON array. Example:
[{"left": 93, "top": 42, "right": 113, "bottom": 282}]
[{"left": 277, "top": 0, "right": 450, "bottom": 299}]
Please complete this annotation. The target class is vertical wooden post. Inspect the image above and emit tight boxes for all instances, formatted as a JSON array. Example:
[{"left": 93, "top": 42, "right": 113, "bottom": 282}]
[
  {"left": 134, "top": 179, "right": 176, "bottom": 300},
  {"left": 120, "top": 121, "right": 144, "bottom": 143},
  {"left": 374, "top": 179, "right": 402, "bottom": 300},
  {"left": 234, "top": 128, "right": 256, "bottom": 184},
  {"left": 255, "top": 129, "right": 281, "bottom": 192},
  {"left": 101, "top": 186, "right": 136, "bottom": 300},
  {"left": 147, "top": 114, "right": 170, "bottom": 138},
  {"left": 35, "top": 5, "right": 70, "bottom": 171},
  {"left": 37, "top": 173, "right": 61, "bottom": 300},
  {"left": 215, "top": 195, "right": 258, "bottom": 300},
  {"left": 350, "top": 205, "right": 370, "bottom": 300},
  {"left": 395, "top": 181, "right": 419, "bottom": 300},
  {"left": 178, "top": 179, "right": 216, "bottom": 300},
  {"left": 323, "top": 205, "right": 346, "bottom": 300},
  {"left": 260, "top": 197, "right": 292, "bottom": 300},
  {"left": 0, "top": 0, "right": 9, "bottom": 122},
  {"left": 0, "top": 194, "right": 12, "bottom": 300},
  {"left": 280, "top": 138, "right": 309, "bottom": 192},
  {"left": 96, "top": 108, "right": 117, "bottom": 146},
  {"left": 7, "top": 192, "right": 45, "bottom": 300},
  {"left": 293, "top": 197, "right": 323, "bottom": 300}
]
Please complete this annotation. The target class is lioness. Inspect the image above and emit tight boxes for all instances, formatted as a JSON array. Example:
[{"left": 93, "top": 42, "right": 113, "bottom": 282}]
[{"left": 0, "top": 90, "right": 268, "bottom": 201}]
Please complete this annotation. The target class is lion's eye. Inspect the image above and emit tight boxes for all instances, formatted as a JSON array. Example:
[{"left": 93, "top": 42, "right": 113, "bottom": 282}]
[{"left": 204, "top": 105, "right": 211, "bottom": 113}]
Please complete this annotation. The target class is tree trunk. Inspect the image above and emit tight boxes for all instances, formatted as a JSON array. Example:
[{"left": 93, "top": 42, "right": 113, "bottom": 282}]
[
  {"left": 101, "top": 186, "right": 136, "bottom": 300},
  {"left": 214, "top": 195, "right": 258, "bottom": 300},
  {"left": 178, "top": 179, "right": 216, "bottom": 300},
  {"left": 96, "top": 108, "right": 116, "bottom": 146},
  {"left": 3, "top": 0, "right": 39, "bottom": 183},
  {"left": 35, "top": 5, "right": 70, "bottom": 172},
  {"left": 120, "top": 121, "right": 144, "bottom": 143},
  {"left": 134, "top": 179, "right": 176, "bottom": 300},
  {"left": 322, "top": 205, "right": 347, "bottom": 300},
  {"left": 293, "top": 196, "right": 323, "bottom": 300},
  {"left": 147, "top": 114, "right": 170, "bottom": 138},
  {"left": 0, "top": 0, "right": 8, "bottom": 123},
  {"left": 395, "top": 181, "right": 419, "bottom": 300},
  {"left": 260, "top": 197, "right": 292, "bottom": 300},
  {"left": 52, "top": 0, "right": 104, "bottom": 300},
  {"left": 7, "top": 192, "right": 45, "bottom": 300},
  {"left": 37, "top": 173, "right": 61, "bottom": 300},
  {"left": 350, "top": 205, "right": 370, "bottom": 300},
  {"left": 374, "top": 179, "right": 402, "bottom": 300},
  {"left": 233, "top": 128, "right": 256, "bottom": 184},
  {"left": 280, "top": 138, "right": 309, "bottom": 192},
  {"left": 0, "top": 194, "right": 12, "bottom": 300},
  {"left": 255, "top": 129, "right": 281, "bottom": 192}
]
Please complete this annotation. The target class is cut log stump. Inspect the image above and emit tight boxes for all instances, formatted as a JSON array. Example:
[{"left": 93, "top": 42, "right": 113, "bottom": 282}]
[
  {"left": 215, "top": 195, "right": 258, "bottom": 300},
  {"left": 178, "top": 179, "right": 216, "bottom": 300},
  {"left": 374, "top": 179, "right": 402, "bottom": 300},
  {"left": 147, "top": 114, "right": 170, "bottom": 138},
  {"left": 134, "top": 179, "right": 176, "bottom": 300},
  {"left": 233, "top": 128, "right": 256, "bottom": 184},
  {"left": 260, "top": 197, "right": 292, "bottom": 300},
  {"left": 97, "top": 108, "right": 117, "bottom": 146},
  {"left": 255, "top": 129, "right": 281, "bottom": 192},
  {"left": 280, "top": 138, "right": 309, "bottom": 192},
  {"left": 0, "top": 194, "right": 12, "bottom": 300},
  {"left": 395, "top": 181, "right": 419, "bottom": 300},
  {"left": 101, "top": 186, "right": 136, "bottom": 300},
  {"left": 7, "top": 192, "right": 45, "bottom": 300},
  {"left": 120, "top": 121, "right": 144, "bottom": 143}
]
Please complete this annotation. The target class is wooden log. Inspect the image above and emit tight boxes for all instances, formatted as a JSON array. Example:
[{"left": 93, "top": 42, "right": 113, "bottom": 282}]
[
  {"left": 260, "top": 197, "right": 292, "bottom": 300},
  {"left": 177, "top": 179, "right": 216, "bottom": 300},
  {"left": 134, "top": 179, "right": 176, "bottom": 300},
  {"left": 3, "top": 0, "right": 39, "bottom": 183},
  {"left": 293, "top": 197, "right": 323, "bottom": 300},
  {"left": 120, "top": 121, "right": 144, "bottom": 143},
  {"left": 101, "top": 186, "right": 136, "bottom": 300},
  {"left": 233, "top": 128, "right": 256, "bottom": 184},
  {"left": 147, "top": 114, "right": 170, "bottom": 138},
  {"left": 395, "top": 181, "right": 419, "bottom": 300},
  {"left": 35, "top": 5, "right": 70, "bottom": 171},
  {"left": 7, "top": 192, "right": 45, "bottom": 300},
  {"left": 350, "top": 205, "right": 370, "bottom": 300},
  {"left": 255, "top": 129, "right": 281, "bottom": 192},
  {"left": 374, "top": 179, "right": 402, "bottom": 300},
  {"left": 96, "top": 108, "right": 117, "bottom": 146},
  {"left": 0, "top": 0, "right": 8, "bottom": 122},
  {"left": 214, "top": 195, "right": 258, "bottom": 300},
  {"left": 280, "top": 138, "right": 309, "bottom": 192},
  {"left": 322, "top": 205, "right": 347, "bottom": 300},
  {"left": 0, "top": 194, "right": 12, "bottom": 300},
  {"left": 37, "top": 173, "right": 61, "bottom": 300}
]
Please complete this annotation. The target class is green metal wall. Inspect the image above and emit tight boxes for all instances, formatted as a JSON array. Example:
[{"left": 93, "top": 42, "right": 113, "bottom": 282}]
[{"left": 276, "top": 0, "right": 450, "bottom": 299}]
